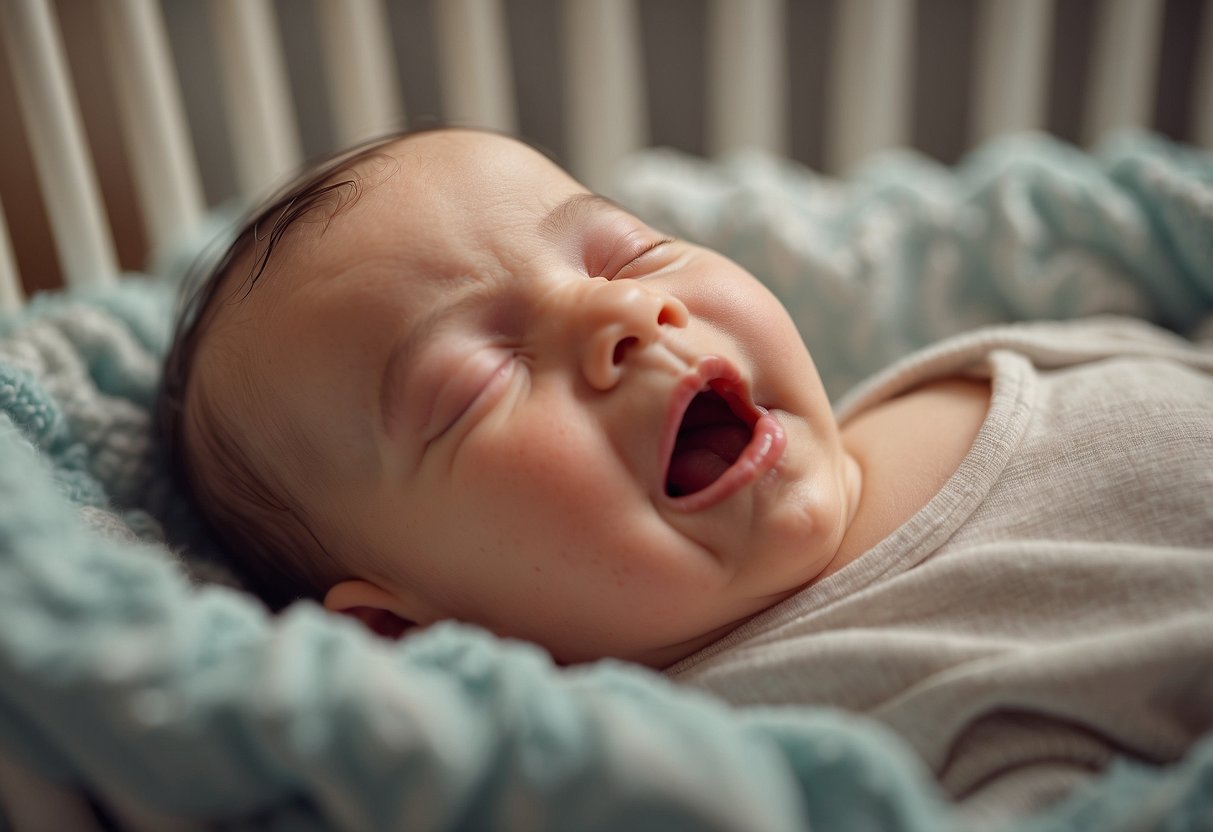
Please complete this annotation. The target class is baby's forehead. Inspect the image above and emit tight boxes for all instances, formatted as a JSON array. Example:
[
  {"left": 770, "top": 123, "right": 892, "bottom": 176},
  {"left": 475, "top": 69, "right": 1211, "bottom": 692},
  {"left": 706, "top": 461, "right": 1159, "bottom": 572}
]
[
  {"left": 298, "top": 142, "right": 581, "bottom": 264},
  {"left": 211, "top": 130, "right": 587, "bottom": 326}
]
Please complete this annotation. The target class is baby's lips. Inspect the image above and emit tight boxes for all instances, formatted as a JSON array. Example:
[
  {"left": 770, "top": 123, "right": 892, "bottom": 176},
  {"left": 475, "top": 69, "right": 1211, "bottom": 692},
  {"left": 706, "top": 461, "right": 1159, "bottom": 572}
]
[
  {"left": 659, "top": 357, "right": 784, "bottom": 510},
  {"left": 659, "top": 358, "right": 742, "bottom": 484},
  {"left": 668, "top": 408, "right": 786, "bottom": 512}
]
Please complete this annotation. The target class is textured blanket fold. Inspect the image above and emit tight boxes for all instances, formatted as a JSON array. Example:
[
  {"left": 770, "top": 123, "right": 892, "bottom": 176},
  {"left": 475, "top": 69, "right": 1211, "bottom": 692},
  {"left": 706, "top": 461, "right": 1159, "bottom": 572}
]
[{"left": 2, "top": 132, "right": 1212, "bottom": 830}]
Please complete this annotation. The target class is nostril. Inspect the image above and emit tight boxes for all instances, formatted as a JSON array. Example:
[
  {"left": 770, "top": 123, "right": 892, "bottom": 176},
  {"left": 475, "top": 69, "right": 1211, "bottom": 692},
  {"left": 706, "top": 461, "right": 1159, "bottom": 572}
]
[
  {"left": 657, "top": 297, "right": 688, "bottom": 328},
  {"left": 613, "top": 336, "right": 639, "bottom": 365}
]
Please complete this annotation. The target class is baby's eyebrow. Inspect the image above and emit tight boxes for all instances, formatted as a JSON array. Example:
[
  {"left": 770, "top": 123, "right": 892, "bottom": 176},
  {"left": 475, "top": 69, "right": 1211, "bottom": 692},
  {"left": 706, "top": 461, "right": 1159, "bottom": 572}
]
[{"left": 537, "top": 193, "right": 623, "bottom": 240}]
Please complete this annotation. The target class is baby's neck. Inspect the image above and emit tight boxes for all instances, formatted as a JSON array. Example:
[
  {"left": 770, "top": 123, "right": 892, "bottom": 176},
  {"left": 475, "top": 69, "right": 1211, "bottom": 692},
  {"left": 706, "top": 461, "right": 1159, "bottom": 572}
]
[{"left": 833, "top": 377, "right": 991, "bottom": 567}]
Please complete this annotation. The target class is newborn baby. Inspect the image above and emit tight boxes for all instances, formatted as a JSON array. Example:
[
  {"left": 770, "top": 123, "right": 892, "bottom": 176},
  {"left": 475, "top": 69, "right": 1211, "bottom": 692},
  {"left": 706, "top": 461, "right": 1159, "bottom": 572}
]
[{"left": 161, "top": 127, "right": 987, "bottom": 667}]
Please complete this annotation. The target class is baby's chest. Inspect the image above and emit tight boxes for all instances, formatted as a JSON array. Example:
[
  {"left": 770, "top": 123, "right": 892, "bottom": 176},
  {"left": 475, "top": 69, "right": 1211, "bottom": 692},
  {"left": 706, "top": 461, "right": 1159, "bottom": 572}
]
[{"left": 966, "top": 357, "right": 1213, "bottom": 546}]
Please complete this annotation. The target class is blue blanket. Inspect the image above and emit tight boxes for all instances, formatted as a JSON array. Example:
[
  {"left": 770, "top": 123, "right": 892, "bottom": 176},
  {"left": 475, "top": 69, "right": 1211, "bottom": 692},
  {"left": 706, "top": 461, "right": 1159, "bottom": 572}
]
[{"left": 1, "top": 132, "right": 1211, "bottom": 830}]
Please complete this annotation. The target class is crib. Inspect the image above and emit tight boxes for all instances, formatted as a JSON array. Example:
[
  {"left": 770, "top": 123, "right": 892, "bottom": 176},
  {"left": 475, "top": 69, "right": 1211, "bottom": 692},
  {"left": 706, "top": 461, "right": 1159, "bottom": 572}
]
[
  {"left": 1, "top": 2, "right": 1213, "bottom": 831},
  {"left": 2, "top": 0, "right": 1211, "bottom": 306}
]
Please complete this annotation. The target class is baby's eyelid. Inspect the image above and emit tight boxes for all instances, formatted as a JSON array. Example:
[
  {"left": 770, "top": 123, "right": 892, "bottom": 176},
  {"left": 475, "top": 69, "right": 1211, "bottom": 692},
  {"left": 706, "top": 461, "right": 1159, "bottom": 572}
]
[
  {"left": 610, "top": 237, "right": 676, "bottom": 280},
  {"left": 425, "top": 351, "right": 518, "bottom": 450}
]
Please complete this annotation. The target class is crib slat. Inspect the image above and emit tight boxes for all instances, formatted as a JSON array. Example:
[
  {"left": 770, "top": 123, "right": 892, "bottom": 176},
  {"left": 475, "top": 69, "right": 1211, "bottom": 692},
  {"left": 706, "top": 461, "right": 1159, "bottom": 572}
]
[
  {"left": 1194, "top": 0, "right": 1213, "bottom": 148},
  {"left": 1083, "top": 0, "right": 1164, "bottom": 144},
  {"left": 433, "top": 0, "right": 516, "bottom": 133},
  {"left": 100, "top": 0, "right": 205, "bottom": 259},
  {"left": 825, "top": 0, "right": 915, "bottom": 174},
  {"left": 562, "top": 0, "right": 646, "bottom": 191},
  {"left": 707, "top": 0, "right": 786, "bottom": 157},
  {"left": 210, "top": 0, "right": 303, "bottom": 199},
  {"left": 0, "top": 199, "right": 22, "bottom": 313},
  {"left": 316, "top": 0, "right": 404, "bottom": 146},
  {"left": 0, "top": 0, "right": 119, "bottom": 289},
  {"left": 972, "top": 0, "right": 1054, "bottom": 143}
]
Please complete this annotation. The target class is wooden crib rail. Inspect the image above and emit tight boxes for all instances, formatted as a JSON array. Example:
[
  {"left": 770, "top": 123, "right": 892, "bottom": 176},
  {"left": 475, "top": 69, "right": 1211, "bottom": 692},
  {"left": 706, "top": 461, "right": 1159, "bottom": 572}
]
[
  {"left": 1, "top": 0, "right": 119, "bottom": 301},
  {"left": 317, "top": 0, "right": 404, "bottom": 147},
  {"left": 102, "top": 0, "right": 205, "bottom": 263},
  {"left": 1, "top": 0, "right": 1211, "bottom": 311}
]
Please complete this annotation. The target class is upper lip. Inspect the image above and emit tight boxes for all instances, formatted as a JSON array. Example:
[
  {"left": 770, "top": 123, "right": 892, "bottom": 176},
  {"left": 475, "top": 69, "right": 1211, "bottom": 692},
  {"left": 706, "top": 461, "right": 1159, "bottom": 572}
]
[{"left": 658, "top": 356, "right": 763, "bottom": 494}]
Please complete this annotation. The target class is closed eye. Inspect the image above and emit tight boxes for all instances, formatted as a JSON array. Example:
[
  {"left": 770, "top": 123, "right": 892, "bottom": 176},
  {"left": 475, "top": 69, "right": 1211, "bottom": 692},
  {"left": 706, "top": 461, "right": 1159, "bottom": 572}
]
[
  {"left": 611, "top": 237, "right": 675, "bottom": 280},
  {"left": 425, "top": 352, "right": 517, "bottom": 447}
]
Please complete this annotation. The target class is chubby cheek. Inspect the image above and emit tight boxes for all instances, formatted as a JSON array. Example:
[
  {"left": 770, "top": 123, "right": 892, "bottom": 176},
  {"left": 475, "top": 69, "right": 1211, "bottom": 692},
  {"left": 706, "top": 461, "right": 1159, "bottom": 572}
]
[
  {"left": 730, "top": 291, "right": 805, "bottom": 371},
  {"left": 452, "top": 420, "right": 716, "bottom": 615},
  {"left": 682, "top": 261, "right": 809, "bottom": 368}
]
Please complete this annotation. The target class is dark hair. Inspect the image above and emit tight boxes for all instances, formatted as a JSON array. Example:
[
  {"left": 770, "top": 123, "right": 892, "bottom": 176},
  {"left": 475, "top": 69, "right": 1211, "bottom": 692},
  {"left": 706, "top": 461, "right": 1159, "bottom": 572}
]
[{"left": 157, "top": 128, "right": 429, "bottom": 610}]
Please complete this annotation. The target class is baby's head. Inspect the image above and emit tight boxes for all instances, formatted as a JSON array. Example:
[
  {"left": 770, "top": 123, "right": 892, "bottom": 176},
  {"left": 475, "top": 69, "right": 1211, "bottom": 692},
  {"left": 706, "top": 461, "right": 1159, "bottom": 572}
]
[{"left": 161, "top": 129, "right": 859, "bottom": 667}]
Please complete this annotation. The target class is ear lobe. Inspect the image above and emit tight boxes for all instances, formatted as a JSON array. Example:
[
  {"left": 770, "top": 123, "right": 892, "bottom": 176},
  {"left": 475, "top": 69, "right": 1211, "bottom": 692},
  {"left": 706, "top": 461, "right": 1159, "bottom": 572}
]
[{"left": 324, "top": 578, "right": 434, "bottom": 640}]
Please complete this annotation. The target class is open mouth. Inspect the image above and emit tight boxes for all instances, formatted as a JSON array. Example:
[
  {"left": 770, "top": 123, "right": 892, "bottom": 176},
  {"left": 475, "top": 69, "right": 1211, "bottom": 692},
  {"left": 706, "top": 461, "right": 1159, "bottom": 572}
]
[
  {"left": 665, "top": 382, "right": 756, "bottom": 498},
  {"left": 659, "top": 359, "right": 788, "bottom": 510}
]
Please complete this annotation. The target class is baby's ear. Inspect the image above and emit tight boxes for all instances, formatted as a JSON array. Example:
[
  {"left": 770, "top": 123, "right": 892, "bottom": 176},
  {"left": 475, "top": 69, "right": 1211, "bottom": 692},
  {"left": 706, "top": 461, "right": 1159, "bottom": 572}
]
[{"left": 324, "top": 579, "right": 423, "bottom": 640}]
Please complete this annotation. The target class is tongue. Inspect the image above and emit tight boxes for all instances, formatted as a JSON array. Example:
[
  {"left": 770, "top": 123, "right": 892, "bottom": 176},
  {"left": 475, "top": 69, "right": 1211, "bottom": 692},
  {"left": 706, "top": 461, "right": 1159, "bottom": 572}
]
[{"left": 667, "top": 424, "right": 751, "bottom": 496}]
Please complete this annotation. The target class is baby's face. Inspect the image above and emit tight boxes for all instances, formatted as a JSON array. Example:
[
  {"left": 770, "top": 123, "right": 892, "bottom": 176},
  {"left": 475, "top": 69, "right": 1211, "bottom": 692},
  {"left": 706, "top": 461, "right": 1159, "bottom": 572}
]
[{"left": 217, "top": 130, "right": 856, "bottom": 666}]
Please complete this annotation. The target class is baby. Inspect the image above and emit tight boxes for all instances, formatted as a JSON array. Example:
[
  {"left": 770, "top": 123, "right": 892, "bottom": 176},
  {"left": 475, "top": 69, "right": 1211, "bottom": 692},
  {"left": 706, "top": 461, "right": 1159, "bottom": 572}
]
[
  {"left": 162, "top": 127, "right": 1213, "bottom": 815},
  {"left": 163, "top": 127, "right": 987, "bottom": 666}
]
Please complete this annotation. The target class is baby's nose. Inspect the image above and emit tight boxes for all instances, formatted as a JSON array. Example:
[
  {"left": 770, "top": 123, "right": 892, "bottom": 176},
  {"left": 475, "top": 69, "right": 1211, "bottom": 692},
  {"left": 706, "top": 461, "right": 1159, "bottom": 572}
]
[{"left": 577, "top": 277, "right": 688, "bottom": 391}]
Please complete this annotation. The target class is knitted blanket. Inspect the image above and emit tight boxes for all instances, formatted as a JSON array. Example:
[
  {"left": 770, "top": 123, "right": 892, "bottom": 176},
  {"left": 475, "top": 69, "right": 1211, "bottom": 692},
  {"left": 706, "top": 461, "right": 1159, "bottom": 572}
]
[{"left": 1, "top": 132, "right": 1211, "bottom": 830}]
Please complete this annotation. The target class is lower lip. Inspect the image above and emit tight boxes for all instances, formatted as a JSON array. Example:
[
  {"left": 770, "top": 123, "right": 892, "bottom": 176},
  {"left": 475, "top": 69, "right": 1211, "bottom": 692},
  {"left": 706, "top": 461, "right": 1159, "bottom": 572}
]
[{"left": 666, "top": 410, "right": 787, "bottom": 512}]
